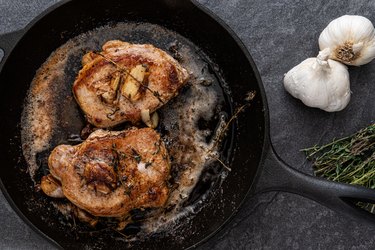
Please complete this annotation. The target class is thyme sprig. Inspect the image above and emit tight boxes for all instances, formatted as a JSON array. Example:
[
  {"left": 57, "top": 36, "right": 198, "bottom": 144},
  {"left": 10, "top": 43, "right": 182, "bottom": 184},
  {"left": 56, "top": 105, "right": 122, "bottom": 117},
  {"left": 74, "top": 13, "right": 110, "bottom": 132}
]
[
  {"left": 93, "top": 51, "right": 165, "bottom": 104},
  {"left": 207, "top": 91, "right": 256, "bottom": 171},
  {"left": 302, "top": 123, "right": 375, "bottom": 211}
]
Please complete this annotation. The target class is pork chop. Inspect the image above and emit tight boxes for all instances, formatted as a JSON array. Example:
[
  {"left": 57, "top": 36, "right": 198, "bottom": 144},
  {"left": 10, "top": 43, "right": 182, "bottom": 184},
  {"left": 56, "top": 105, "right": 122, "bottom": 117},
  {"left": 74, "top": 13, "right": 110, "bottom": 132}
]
[
  {"left": 73, "top": 40, "right": 189, "bottom": 128},
  {"left": 41, "top": 128, "right": 171, "bottom": 217}
]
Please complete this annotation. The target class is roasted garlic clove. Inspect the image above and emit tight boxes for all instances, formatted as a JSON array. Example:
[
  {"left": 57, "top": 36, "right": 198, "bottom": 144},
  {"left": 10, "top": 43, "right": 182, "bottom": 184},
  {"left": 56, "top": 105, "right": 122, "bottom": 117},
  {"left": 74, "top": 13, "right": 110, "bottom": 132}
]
[
  {"left": 150, "top": 111, "right": 159, "bottom": 128},
  {"left": 121, "top": 64, "right": 147, "bottom": 101},
  {"left": 141, "top": 109, "right": 159, "bottom": 128},
  {"left": 110, "top": 74, "right": 122, "bottom": 92},
  {"left": 101, "top": 74, "right": 122, "bottom": 104},
  {"left": 40, "top": 174, "right": 65, "bottom": 198}
]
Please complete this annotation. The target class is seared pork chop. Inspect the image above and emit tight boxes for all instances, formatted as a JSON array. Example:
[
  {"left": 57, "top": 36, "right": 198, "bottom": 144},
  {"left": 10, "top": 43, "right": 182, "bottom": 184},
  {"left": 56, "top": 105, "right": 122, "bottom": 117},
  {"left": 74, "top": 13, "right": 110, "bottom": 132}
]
[
  {"left": 73, "top": 40, "right": 189, "bottom": 128},
  {"left": 41, "top": 128, "right": 171, "bottom": 217}
]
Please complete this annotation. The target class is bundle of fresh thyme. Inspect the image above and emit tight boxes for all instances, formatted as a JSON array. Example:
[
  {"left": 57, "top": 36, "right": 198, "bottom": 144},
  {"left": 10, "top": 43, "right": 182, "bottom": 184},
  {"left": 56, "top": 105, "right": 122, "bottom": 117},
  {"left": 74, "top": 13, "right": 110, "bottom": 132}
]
[{"left": 302, "top": 123, "right": 375, "bottom": 212}]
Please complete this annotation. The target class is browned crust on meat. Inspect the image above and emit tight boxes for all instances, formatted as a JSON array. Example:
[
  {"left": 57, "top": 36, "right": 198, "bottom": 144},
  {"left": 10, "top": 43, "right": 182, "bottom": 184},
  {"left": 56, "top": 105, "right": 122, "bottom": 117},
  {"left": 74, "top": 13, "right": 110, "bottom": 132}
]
[
  {"left": 73, "top": 40, "right": 190, "bottom": 128},
  {"left": 47, "top": 128, "right": 171, "bottom": 217}
]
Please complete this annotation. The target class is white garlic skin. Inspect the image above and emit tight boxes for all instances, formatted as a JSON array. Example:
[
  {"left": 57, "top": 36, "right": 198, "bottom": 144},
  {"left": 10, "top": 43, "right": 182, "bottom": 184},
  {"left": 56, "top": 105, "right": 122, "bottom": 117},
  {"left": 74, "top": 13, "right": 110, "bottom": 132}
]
[
  {"left": 284, "top": 51, "right": 351, "bottom": 112},
  {"left": 319, "top": 15, "right": 375, "bottom": 66}
]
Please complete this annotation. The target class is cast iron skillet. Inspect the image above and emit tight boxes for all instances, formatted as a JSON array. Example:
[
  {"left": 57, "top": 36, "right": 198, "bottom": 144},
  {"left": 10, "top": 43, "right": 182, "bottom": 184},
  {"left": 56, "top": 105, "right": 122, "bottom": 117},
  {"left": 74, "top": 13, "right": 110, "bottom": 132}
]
[{"left": 1, "top": 0, "right": 375, "bottom": 249}]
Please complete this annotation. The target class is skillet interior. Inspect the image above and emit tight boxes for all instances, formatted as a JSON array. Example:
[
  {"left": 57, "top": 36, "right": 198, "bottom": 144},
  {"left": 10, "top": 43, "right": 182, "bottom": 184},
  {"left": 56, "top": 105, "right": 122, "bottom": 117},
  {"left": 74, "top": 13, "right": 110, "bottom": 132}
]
[{"left": 0, "top": 0, "right": 265, "bottom": 248}]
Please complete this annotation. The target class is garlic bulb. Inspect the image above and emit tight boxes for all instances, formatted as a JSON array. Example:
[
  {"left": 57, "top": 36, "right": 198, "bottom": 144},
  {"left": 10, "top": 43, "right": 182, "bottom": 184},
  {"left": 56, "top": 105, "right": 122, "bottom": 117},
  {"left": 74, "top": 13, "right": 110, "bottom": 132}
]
[
  {"left": 319, "top": 15, "right": 375, "bottom": 66},
  {"left": 283, "top": 48, "right": 351, "bottom": 112}
]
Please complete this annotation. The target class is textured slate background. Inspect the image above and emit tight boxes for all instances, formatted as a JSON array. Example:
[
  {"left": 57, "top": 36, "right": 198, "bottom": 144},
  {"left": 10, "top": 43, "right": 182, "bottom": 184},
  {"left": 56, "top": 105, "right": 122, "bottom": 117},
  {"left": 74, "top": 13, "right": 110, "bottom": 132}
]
[{"left": 1, "top": 0, "right": 375, "bottom": 249}]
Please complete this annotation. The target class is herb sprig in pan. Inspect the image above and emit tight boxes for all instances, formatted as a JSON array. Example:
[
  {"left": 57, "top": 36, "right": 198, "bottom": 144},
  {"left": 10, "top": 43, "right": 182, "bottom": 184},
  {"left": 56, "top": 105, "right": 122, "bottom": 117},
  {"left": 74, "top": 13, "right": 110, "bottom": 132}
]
[{"left": 302, "top": 123, "right": 375, "bottom": 212}]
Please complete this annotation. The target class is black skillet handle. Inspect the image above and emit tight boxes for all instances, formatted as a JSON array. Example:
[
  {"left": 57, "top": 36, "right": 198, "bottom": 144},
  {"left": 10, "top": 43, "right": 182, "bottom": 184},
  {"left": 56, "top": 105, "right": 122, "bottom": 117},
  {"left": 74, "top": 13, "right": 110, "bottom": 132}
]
[
  {"left": 0, "top": 29, "right": 24, "bottom": 70},
  {"left": 256, "top": 144, "right": 375, "bottom": 225}
]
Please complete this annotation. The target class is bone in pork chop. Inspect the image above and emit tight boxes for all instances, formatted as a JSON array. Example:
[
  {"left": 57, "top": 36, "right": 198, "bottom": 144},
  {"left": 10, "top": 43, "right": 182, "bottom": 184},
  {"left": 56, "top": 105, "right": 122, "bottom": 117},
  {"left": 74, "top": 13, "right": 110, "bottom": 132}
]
[
  {"left": 41, "top": 128, "right": 171, "bottom": 217},
  {"left": 73, "top": 40, "right": 189, "bottom": 128}
]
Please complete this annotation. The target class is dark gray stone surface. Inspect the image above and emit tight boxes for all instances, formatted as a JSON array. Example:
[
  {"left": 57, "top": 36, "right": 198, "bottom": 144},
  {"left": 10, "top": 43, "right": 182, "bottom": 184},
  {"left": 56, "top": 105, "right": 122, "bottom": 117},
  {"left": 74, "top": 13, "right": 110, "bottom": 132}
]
[{"left": 1, "top": 0, "right": 375, "bottom": 249}]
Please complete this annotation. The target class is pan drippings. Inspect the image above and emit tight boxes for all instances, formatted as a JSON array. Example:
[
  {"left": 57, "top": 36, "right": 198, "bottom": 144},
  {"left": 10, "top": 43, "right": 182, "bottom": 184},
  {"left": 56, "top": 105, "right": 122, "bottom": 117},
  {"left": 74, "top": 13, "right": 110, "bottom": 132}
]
[{"left": 21, "top": 22, "right": 232, "bottom": 241}]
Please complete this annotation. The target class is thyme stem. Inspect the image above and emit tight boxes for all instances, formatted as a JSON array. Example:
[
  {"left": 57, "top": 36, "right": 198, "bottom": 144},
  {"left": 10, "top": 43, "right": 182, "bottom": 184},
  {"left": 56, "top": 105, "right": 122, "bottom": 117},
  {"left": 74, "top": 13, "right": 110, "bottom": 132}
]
[
  {"left": 93, "top": 51, "right": 165, "bottom": 104},
  {"left": 302, "top": 123, "right": 375, "bottom": 212}
]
